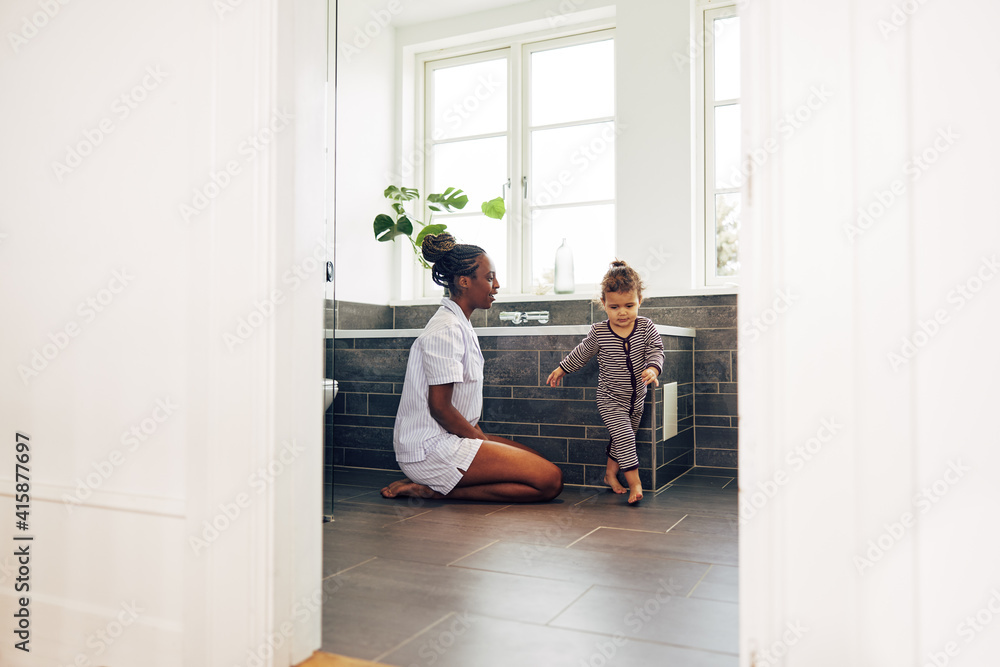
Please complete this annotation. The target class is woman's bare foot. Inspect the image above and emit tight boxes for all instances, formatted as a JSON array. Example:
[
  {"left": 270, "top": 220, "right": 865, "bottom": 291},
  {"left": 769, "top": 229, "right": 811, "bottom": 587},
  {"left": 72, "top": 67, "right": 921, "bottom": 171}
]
[
  {"left": 604, "top": 473, "right": 627, "bottom": 494},
  {"left": 627, "top": 484, "right": 643, "bottom": 504},
  {"left": 380, "top": 478, "right": 440, "bottom": 499}
]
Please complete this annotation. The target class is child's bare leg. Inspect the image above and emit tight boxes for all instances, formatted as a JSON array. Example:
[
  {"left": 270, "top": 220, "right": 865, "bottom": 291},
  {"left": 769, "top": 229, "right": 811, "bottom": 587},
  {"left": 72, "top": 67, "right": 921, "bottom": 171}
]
[
  {"left": 623, "top": 468, "right": 643, "bottom": 504},
  {"left": 604, "top": 457, "right": 627, "bottom": 494}
]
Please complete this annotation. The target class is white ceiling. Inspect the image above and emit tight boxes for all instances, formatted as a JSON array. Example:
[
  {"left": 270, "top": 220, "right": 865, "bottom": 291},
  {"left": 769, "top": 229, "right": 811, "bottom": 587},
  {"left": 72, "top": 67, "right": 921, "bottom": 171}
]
[{"left": 387, "top": 0, "right": 532, "bottom": 27}]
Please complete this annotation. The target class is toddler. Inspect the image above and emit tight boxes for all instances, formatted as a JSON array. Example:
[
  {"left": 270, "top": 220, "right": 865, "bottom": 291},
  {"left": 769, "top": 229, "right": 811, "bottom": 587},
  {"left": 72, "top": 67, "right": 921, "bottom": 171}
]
[{"left": 547, "top": 260, "right": 664, "bottom": 504}]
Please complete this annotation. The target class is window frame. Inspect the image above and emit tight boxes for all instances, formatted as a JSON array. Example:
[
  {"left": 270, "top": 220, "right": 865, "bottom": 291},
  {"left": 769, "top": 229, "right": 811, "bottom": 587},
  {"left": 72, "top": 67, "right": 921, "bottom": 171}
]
[
  {"left": 413, "top": 25, "right": 616, "bottom": 297},
  {"left": 695, "top": 1, "right": 741, "bottom": 287}
]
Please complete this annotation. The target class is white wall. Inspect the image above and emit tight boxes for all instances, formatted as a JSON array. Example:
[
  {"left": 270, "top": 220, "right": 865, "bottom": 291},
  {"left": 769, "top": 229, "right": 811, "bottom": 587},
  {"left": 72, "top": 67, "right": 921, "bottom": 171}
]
[
  {"left": 0, "top": 0, "right": 325, "bottom": 665},
  {"left": 334, "top": 0, "right": 399, "bottom": 304},
  {"left": 331, "top": 0, "right": 723, "bottom": 304},
  {"left": 740, "top": 0, "right": 1000, "bottom": 664}
]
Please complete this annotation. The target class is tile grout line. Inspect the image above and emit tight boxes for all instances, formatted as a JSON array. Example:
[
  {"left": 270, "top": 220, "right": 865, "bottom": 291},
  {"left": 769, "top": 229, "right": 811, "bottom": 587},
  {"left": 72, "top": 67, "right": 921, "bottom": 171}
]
[
  {"left": 654, "top": 484, "right": 673, "bottom": 496},
  {"left": 597, "top": 525, "right": 671, "bottom": 535},
  {"left": 544, "top": 584, "right": 595, "bottom": 627},
  {"left": 380, "top": 509, "right": 433, "bottom": 528},
  {"left": 720, "top": 477, "right": 735, "bottom": 489},
  {"left": 483, "top": 505, "right": 512, "bottom": 516},
  {"left": 573, "top": 493, "right": 600, "bottom": 506},
  {"left": 686, "top": 564, "right": 714, "bottom": 597},
  {"left": 372, "top": 611, "right": 455, "bottom": 663},
  {"left": 565, "top": 526, "right": 601, "bottom": 548},
  {"left": 665, "top": 514, "right": 689, "bottom": 533},
  {"left": 446, "top": 539, "right": 500, "bottom": 567},
  {"left": 322, "top": 556, "right": 377, "bottom": 581}
]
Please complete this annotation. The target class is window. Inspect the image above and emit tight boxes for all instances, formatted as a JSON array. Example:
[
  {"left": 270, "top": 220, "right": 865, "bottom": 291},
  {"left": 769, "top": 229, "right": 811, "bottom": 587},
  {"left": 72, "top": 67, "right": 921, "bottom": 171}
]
[
  {"left": 419, "top": 29, "right": 616, "bottom": 296},
  {"left": 699, "top": 4, "right": 741, "bottom": 285}
]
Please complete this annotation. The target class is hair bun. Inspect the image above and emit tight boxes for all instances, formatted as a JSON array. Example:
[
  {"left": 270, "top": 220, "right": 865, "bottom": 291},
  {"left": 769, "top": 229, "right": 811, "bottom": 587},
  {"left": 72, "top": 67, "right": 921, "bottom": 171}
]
[
  {"left": 421, "top": 232, "right": 457, "bottom": 263},
  {"left": 610, "top": 259, "right": 629, "bottom": 269}
]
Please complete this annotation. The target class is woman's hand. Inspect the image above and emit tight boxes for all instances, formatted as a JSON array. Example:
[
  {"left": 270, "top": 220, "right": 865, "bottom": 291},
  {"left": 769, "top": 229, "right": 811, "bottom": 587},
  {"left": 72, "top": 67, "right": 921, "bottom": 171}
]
[
  {"left": 641, "top": 367, "right": 660, "bottom": 387},
  {"left": 546, "top": 367, "right": 566, "bottom": 387}
]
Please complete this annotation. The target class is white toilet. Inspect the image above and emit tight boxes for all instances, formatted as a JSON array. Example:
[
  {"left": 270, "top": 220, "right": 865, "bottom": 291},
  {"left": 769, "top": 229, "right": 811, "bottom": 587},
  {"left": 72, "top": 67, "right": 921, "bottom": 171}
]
[{"left": 324, "top": 378, "right": 338, "bottom": 411}]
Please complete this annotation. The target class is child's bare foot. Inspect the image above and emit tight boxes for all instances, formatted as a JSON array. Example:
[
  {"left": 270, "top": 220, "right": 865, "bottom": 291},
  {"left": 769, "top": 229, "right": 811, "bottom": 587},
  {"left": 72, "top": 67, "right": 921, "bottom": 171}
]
[
  {"left": 380, "top": 478, "right": 439, "bottom": 499},
  {"left": 604, "top": 473, "right": 627, "bottom": 494},
  {"left": 627, "top": 485, "right": 643, "bottom": 504}
]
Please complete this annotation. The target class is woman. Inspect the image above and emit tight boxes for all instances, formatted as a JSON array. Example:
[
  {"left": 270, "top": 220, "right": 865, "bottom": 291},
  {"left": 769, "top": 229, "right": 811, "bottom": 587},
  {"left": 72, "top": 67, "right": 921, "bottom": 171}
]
[{"left": 380, "top": 233, "right": 563, "bottom": 502}]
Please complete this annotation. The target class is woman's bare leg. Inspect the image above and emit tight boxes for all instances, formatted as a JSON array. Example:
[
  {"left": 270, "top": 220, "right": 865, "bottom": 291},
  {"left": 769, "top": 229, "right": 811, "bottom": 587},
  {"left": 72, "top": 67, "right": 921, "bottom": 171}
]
[{"left": 381, "top": 440, "right": 563, "bottom": 502}]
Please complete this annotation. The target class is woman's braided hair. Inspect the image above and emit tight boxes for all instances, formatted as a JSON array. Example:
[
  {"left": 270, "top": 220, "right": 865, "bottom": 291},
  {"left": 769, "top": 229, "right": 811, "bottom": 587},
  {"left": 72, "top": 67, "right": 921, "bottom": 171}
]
[
  {"left": 600, "top": 259, "right": 644, "bottom": 301},
  {"left": 421, "top": 232, "right": 486, "bottom": 294}
]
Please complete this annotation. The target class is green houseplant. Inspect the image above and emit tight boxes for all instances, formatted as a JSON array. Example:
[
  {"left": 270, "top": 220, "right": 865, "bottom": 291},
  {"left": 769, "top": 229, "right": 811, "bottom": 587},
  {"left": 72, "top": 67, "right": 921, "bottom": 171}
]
[{"left": 373, "top": 185, "right": 505, "bottom": 269}]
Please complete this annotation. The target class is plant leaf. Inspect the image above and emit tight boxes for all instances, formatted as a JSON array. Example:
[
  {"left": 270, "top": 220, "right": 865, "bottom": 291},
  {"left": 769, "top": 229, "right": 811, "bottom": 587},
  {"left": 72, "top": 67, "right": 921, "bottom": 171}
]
[
  {"left": 373, "top": 213, "right": 413, "bottom": 242},
  {"left": 401, "top": 187, "right": 419, "bottom": 201},
  {"left": 384, "top": 185, "right": 400, "bottom": 200},
  {"left": 427, "top": 187, "right": 469, "bottom": 211},
  {"left": 415, "top": 223, "right": 448, "bottom": 246},
  {"left": 481, "top": 197, "right": 506, "bottom": 220},
  {"left": 391, "top": 202, "right": 405, "bottom": 215}
]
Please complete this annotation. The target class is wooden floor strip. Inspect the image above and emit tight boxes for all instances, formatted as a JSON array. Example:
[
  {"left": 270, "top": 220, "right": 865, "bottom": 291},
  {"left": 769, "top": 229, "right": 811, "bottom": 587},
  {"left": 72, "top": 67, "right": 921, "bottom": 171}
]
[{"left": 295, "top": 649, "right": 394, "bottom": 666}]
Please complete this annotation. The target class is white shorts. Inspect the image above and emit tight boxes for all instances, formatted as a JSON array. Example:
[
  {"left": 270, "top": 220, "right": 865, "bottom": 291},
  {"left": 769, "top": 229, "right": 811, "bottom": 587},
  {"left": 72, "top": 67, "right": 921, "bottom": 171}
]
[{"left": 398, "top": 436, "right": 483, "bottom": 495}]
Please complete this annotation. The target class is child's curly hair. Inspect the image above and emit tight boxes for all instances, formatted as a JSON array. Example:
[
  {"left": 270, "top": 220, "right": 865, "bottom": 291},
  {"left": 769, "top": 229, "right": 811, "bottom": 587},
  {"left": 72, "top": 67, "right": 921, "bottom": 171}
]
[{"left": 600, "top": 259, "right": 644, "bottom": 302}]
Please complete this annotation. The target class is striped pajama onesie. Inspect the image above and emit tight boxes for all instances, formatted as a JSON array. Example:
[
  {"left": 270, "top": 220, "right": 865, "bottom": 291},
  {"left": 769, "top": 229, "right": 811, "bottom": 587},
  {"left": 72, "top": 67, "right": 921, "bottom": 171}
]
[{"left": 558, "top": 317, "right": 664, "bottom": 472}]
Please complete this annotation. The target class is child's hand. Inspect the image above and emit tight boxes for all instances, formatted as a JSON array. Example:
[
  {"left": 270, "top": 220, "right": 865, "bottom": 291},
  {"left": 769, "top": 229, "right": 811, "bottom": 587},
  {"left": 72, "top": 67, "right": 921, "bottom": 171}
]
[
  {"left": 641, "top": 367, "right": 660, "bottom": 387},
  {"left": 546, "top": 367, "right": 566, "bottom": 387}
]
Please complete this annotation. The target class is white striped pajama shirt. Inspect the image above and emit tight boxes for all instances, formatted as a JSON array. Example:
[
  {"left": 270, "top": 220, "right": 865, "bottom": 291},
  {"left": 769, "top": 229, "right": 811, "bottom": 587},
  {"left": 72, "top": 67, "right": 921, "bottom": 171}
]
[
  {"left": 559, "top": 317, "right": 664, "bottom": 472},
  {"left": 393, "top": 298, "right": 484, "bottom": 492}
]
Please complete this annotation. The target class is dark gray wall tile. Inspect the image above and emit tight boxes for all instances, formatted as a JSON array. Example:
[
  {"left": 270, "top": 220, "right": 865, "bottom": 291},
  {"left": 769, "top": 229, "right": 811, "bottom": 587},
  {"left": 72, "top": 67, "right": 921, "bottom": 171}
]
[
  {"left": 695, "top": 382, "right": 719, "bottom": 394},
  {"left": 695, "top": 415, "right": 731, "bottom": 427},
  {"left": 393, "top": 304, "right": 440, "bottom": 329},
  {"left": 538, "top": 350, "right": 600, "bottom": 387},
  {"left": 644, "top": 306, "right": 737, "bottom": 329},
  {"left": 661, "top": 350, "right": 694, "bottom": 385},
  {"left": 483, "top": 397, "right": 603, "bottom": 426},
  {"left": 718, "top": 383, "right": 738, "bottom": 394},
  {"left": 332, "top": 414, "right": 397, "bottom": 428},
  {"left": 513, "top": 386, "right": 584, "bottom": 400},
  {"left": 335, "top": 380, "right": 395, "bottom": 394},
  {"left": 483, "top": 386, "right": 512, "bottom": 398},
  {"left": 484, "top": 350, "right": 539, "bottom": 385},
  {"left": 696, "top": 393, "right": 737, "bottom": 417},
  {"left": 356, "top": 337, "right": 418, "bottom": 350},
  {"left": 333, "top": 424, "right": 394, "bottom": 450},
  {"left": 344, "top": 448, "right": 401, "bottom": 470},
  {"left": 337, "top": 300, "right": 393, "bottom": 330},
  {"left": 334, "top": 349, "right": 410, "bottom": 383},
  {"left": 540, "top": 424, "right": 587, "bottom": 438},
  {"left": 556, "top": 462, "right": 585, "bottom": 485},
  {"left": 695, "top": 328, "right": 737, "bottom": 350},
  {"left": 641, "top": 295, "right": 737, "bottom": 308},
  {"left": 568, "top": 438, "right": 611, "bottom": 465},
  {"left": 496, "top": 334, "right": 587, "bottom": 351},
  {"left": 346, "top": 393, "right": 368, "bottom": 415},
  {"left": 586, "top": 425, "right": 609, "bottom": 440},
  {"left": 695, "top": 351, "right": 732, "bottom": 383},
  {"left": 517, "top": 436, "right": 568, "bottom": 462},
  {"left": 696, "top": 449, "right": 738, "bottom": 468},
  {"left": 696, "top": 426, "right": 738, "bottom": 449},
  {"left": 478, "top": 420, "right": 539, "bottom": 437},
  {"left": 368, "top": 393, "right": 401, "bottom": 417}
]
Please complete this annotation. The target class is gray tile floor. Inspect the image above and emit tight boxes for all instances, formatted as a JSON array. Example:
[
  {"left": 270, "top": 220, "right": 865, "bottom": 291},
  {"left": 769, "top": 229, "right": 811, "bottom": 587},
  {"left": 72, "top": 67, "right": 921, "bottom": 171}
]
[{"left": 323, "top": 467, "right": 739, "bottom": 666}]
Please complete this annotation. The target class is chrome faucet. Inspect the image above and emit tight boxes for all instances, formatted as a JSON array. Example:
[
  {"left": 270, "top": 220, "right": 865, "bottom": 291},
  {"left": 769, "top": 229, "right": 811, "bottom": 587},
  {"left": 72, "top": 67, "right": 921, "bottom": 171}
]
[{"left": 499, "top": 310, "right": 550, "bottom": 324}]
